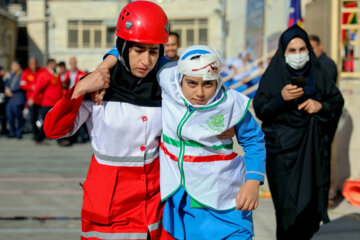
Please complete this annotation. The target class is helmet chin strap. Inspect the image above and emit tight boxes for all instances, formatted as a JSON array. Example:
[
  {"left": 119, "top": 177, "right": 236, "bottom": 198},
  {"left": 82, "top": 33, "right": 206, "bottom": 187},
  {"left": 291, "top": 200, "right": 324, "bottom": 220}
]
[{"left": 118, "top": 40, "right": 131, "bottom": 73}]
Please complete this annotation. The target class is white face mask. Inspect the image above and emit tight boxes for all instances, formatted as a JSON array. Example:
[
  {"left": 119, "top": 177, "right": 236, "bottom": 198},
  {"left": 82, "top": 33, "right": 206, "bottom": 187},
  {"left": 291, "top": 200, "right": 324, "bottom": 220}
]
[{"left": 285, "top": 52, "right": 309, "bottom": 70}]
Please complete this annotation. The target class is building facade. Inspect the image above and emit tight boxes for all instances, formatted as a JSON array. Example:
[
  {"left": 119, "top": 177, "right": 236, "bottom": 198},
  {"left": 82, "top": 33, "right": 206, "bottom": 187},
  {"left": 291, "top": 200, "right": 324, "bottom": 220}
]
[
  {"left": 0, "top": 7, "right": 17, "bottom": 70},
  {"left": 22, "top": 0, "right": 291, "bottom": 70}
]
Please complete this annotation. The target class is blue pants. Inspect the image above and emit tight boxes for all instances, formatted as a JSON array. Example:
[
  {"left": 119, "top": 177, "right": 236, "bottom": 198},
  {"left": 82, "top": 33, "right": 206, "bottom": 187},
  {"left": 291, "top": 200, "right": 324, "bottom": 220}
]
[
  {"left": 6, "top": 101, "right": 24, "bottom": 137},
  {"left": 163, "top": 188, "right": 253, "bottom": 240}
]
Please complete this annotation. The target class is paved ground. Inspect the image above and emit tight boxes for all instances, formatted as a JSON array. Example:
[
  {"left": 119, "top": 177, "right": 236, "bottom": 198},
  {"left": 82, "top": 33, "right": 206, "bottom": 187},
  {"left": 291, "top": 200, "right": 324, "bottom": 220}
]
[{"left": 0, "top": 133, "right": 359, "bottom": 240}]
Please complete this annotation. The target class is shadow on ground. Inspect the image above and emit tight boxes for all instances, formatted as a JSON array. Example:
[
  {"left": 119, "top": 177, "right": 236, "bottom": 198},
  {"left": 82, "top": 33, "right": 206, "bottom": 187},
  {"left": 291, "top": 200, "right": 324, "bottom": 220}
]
[{"left": 313, "top": 213, "right": 360, "bottom": 240}]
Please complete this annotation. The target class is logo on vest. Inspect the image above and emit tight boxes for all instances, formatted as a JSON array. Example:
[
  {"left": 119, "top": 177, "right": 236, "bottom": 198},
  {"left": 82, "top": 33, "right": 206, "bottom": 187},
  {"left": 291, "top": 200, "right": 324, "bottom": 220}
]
[{"left": 200, "top": 114, "right": 225, "bottom": 133}]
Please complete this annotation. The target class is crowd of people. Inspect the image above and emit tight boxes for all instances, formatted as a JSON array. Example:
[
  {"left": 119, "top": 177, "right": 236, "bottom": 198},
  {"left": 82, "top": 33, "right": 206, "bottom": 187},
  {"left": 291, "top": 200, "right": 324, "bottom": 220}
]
[
  {"left": 1, "top": 1, "right": 345, "bottom": 240},
  {"left": 0, "top": 30, "right": 182, "bottom": 146},
  {"left": 0, "top": 56, "right": 88, "bottom": 146},
  {"left": 221, "top": 50, "right": 271, "bottom": 98}
]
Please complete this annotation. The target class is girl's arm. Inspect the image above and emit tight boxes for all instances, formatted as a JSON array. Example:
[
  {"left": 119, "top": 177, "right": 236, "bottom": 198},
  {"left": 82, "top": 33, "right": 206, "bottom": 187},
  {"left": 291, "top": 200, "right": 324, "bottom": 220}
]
[
  {"left": 97, "top": 54, "right": 117, "bottom": 70},
  {"left": 234, "top": 110, "right": 266, "bottom": 211},
  {"left": 86, "top": 46, "right": 118, "bottom": 104}
]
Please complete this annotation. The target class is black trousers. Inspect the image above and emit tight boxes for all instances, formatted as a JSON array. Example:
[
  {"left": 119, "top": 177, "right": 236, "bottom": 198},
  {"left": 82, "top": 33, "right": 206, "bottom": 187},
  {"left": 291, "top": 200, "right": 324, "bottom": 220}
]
[
  {"left": 29, "top": 104, "right": 40, "bottom": 139},
  {"left": 35, "top": 106, "right": 52, "bottom": 142},
  {"left": 0, "top": 103, "right": 7, "bottom": 134},
  {"left": 275, "top": 206, "right": 321, "bottom": 240}
]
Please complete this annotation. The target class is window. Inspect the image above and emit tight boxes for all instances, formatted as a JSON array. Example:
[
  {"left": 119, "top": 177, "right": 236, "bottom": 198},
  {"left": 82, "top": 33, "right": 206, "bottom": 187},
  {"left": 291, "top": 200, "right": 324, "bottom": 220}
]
[
  {"left": 106, "top": 27, "right": 116, "bottom": 48},
  {"left": 94, "top": 30, "right": 102, "bottom": 48},
  {"left": 68, "top": 20, "right": 116, "bottom": 48},
  {"left": 169, "top": 19, "right": 208, "bottom": 48}
]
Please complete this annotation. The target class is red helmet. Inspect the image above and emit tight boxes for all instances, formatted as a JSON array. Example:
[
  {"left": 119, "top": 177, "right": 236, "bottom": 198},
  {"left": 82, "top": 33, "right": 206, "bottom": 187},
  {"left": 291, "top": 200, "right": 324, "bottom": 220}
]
[{"left": 116, "top": 1, "right": 169, "bottom": 44}]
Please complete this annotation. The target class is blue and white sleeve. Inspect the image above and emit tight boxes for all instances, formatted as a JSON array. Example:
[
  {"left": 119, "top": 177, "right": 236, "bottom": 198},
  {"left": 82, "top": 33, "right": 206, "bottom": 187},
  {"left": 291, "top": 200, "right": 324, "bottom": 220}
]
[
  {"left": 235, "top": 110, "right": 266, "bottom": 184},
  {"left": 103, "top": 45, "right": 119, "bottom": 60}
]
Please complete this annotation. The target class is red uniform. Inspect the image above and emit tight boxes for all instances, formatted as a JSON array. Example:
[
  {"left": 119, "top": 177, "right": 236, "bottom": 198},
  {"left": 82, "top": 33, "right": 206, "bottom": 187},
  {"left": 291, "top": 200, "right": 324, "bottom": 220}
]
[
  {"left": 31, "top": 68, "right": 62, "bottom": 107},
  {"left": 57, "top": 70, "right": 71, "bottom": 95},
  {"left": 42, "top": 1, "right": 175, "bottom": 238},
  {"left": 43, "top": 88, "right": 171, "bottom": 239},
  {"left": 68, "top": 69, "right": 86, "bottom": 89},
  {"left": 20, "top": 67, "right": 47, "bottom": 105},
  {"left": 58, "top": 70, "right": 70, "bottom": 87}
]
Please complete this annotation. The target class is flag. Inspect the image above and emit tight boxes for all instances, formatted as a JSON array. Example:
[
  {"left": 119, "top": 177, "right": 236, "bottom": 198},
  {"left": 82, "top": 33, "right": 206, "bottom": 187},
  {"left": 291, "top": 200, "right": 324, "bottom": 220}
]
[
  {"left": 288, "top": 0, "right": 303, "bottom": 28},
  {"left": 342, "top": 2, "right": 358, "bottom": 42}
]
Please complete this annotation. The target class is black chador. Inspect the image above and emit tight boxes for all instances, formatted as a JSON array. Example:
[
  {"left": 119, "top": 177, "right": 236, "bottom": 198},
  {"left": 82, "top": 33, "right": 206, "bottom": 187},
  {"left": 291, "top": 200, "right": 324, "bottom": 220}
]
[{"left": 253, "top": 25, "right": 344, "bottom": 240}]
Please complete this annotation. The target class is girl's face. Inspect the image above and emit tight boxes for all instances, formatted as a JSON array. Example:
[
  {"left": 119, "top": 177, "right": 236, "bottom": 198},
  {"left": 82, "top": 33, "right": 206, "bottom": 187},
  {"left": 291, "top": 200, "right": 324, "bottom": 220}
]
[
  {"left": 129, "top": 43, "right": 160, "bottom": 78},
  {"left": 181, "top": 75, "right": 217, "bottom": 105},
  {"left": 285, "top": 37, "right": 308, "bottom": 55}
]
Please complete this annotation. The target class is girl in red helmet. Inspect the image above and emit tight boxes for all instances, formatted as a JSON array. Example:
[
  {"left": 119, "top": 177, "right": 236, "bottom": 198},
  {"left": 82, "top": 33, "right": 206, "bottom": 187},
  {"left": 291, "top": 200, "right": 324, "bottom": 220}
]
[{"left": 43, "top": 1, "right": 173, "bottom": 239}]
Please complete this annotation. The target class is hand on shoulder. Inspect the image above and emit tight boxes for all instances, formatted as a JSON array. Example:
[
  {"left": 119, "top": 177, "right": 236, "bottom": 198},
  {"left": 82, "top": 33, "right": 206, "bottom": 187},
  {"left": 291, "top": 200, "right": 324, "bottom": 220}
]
[{"left": 72, "top": 68, "right": 110, "bottom": 99}]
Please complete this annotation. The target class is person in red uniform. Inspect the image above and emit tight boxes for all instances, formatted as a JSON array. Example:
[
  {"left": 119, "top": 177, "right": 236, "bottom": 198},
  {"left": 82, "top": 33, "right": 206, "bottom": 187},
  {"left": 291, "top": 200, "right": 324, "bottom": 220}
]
[
  {"left": 20, "top": 57, "right": 46, "bottom": 139},
  {"left": 28, "top": 59, "right": 62, "bottom": 143},
  {"left": 56, "top": 61, "right": 73, "bottom": 146},
  {"left": 57, "top": 61, "right": 70, "bottom": 91},
  {"left": 43, "top": 2, "right": 173, "bottom": 239},
  {"left": 68, "top": 57, "right": 86, "bottom": 89},
  {"left": 68, "top": 57, "right": 89, "bottom": 144}
]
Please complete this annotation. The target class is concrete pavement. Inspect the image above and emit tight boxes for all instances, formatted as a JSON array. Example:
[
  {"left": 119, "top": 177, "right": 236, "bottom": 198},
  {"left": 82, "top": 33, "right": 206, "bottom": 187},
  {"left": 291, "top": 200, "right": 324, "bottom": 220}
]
[
  {"left": 0, "top": 133, "right": 359, "bottom": 240},
  {"left": 0, "top": 134, "right": 87, "bottom": 239}
]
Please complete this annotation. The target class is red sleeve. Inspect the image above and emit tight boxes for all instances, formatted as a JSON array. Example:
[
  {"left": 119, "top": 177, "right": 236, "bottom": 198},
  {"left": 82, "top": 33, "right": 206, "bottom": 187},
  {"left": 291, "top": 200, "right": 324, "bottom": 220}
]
[
  {"left": 30, "top": 73, "right": 48, "bottom": 100},
  {"left": 44, "top": 86, "right": 85, "bottom": 139},
  {"left": 20, "top": 71, "right": 32, "bottom": 91},
  {"left": 64, "top": 71, "right": 70, "bottom": 85}
]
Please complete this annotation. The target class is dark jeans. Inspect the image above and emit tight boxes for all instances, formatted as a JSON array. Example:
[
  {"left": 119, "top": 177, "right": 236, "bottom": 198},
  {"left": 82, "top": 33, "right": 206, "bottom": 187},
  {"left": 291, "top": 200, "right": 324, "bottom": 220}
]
[
  {"left": 29, "top": 104, "right": 41, "bottom": 139},
  {"left": 6, "top": 101, "right": 24, "bottom": 138},
  {"left": 35, "top": 106, "right": 52, "bottom": 142},
  {"left": 0, "top": 103, "right": 7, "bottom": 134}
]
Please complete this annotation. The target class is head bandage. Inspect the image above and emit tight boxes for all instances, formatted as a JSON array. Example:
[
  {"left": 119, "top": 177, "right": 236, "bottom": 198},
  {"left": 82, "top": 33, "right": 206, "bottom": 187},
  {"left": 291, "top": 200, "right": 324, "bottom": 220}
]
[
  {"left": 177, "top": 45, "right": 221, "bottom": 81},
  {"left": 176, "top": 45, "right": 224, "bottom": 107}
]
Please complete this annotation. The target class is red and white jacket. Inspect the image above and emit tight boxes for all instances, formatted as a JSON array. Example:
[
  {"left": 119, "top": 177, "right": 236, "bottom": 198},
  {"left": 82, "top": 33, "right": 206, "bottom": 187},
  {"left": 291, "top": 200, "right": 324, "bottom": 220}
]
[
  {"left": 68, "top": 69, "right": 86, "bottom": 89},
  {"left": 44, "top": 88, "right": 164, "bottom": 240}
]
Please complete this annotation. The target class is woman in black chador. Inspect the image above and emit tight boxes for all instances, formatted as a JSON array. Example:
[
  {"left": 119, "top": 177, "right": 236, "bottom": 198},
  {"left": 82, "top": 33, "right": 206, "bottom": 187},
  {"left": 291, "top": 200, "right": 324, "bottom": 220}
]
[{"left": 253, "top": 25, "right": 344, "bottom": 240}]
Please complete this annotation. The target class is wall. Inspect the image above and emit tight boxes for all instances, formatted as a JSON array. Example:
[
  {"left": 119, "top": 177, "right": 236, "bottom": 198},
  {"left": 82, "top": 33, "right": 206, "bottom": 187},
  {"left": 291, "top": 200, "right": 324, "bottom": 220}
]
[
  {"left": 304, "top": 0, "right": 332, "bottom": 56},
  {"left": 49, "top": 0, "right": 122, "bottom": 71},
  {"left": 226, "top": 0, "right": 246, "bottom": 58},
  {"left": 25, "top": 0, "right": 292, "bottom": 68},
  {"left": 263, "top": 0, "right": 287, "bottom": 54},
  {"left": 0, "top": 8, "right": 17, "bottom": 70},
  {"left": 157, "top": 0, "right": 221, "bottom": 56},
  {"left": 339, "top": 80, "right": 360, "bottom": 180},
  {"left": 26, "top": 0, "right": 46, "bottom": 65}
]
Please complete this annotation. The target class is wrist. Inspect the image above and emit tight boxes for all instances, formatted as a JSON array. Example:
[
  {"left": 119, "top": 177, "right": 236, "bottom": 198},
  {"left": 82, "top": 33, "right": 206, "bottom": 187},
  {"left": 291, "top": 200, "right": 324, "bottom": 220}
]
[
  {"left": 318, "top": 102, "right": 323, "bottom": 111},
  {"left": 246, "top": 180, "right": 261, "bottom": 185},
  {"left": 72, "top": 83, "right": 86, "bottom": 99}
]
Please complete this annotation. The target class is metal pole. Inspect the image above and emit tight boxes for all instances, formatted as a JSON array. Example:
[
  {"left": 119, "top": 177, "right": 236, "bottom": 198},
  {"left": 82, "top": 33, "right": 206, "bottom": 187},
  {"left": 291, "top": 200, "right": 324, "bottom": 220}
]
[
  {"left": 219, "top": 0, "right": 227, "bottom": 59},
  {"left": 330, "top": 0, "right": 340, "bottom": 74},
  {"left": 44, "top": 0, "right": 49, "bottom": 63}
]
